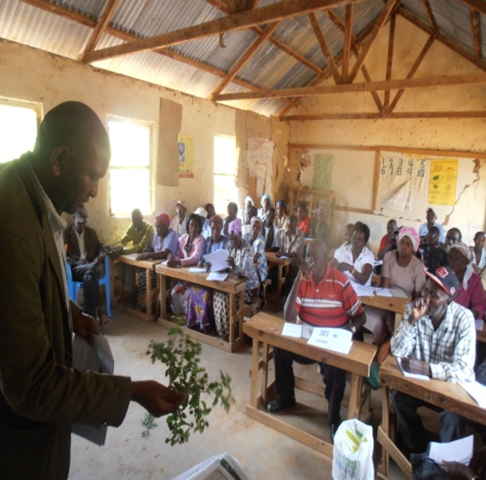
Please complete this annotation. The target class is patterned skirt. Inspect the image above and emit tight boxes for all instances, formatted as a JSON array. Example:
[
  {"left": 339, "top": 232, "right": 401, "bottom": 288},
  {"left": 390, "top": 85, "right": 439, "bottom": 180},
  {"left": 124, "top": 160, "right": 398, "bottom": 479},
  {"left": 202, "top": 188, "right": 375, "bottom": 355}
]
[
  {"left": 170, "top": 281, "right": 190, "bottom": 315},
  {"left": 187, "top": 286, "right": 213, "bottom": 334},
  {"left": 213, "top": 290, "right": 252, "bottom": 342}
]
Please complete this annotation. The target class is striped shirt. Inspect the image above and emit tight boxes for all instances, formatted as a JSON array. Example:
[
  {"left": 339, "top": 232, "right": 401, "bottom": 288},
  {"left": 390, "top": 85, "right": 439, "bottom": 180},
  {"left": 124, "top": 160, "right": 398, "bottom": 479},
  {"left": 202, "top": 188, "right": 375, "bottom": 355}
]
[
  {"left": 391, "top": 301, "right": 476, "bottom": 383},
  {"left": 296, "top": 264, "right": 363, "bottom": 328}
]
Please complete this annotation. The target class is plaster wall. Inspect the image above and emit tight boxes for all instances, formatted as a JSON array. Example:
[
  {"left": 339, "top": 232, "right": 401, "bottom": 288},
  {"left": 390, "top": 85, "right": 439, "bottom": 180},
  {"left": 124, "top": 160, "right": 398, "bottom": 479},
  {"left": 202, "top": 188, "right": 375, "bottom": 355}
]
[
  {"left": 0, "top": 39, "right": 286, "bottom": 243},
  {"left": 286, "top": 16, "right": 486, "bottom": 251}
]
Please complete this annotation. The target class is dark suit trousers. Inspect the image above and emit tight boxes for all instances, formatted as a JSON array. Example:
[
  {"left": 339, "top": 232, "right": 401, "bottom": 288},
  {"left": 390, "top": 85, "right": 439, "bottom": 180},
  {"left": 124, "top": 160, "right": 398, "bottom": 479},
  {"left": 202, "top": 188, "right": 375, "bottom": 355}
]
[
  {"left": 72, "top": 263, "right": 103, "bottom": 318},
  {"left": 273, "top": 347, "right": 346, "bottom": 426}
]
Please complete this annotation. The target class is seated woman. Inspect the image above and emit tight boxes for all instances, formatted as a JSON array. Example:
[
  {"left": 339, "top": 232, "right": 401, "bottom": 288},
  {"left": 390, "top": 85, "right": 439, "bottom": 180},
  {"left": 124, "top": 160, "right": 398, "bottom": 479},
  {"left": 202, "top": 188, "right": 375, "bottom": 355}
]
[
  {"left": 296, "top": 202, "right": 311, "bottom": 236},
  {"left": 275, "top": 200, "right": 288, "bottom": 231},
  {"left": 377, "top": 219, "right": 397, "bottom": 260},
  {"left": 241, "top": 196, "right": 254, "bottom": 225},
  {"left": 331, "top": 222, "right": 374, "bottom": 286},
  {"left": 168, "top": 213, "right": 205, "bottom": 320},
  {"left": 135, "top": 212, "right": 179, "bottom": 310},
  {"left": 223, "top": 202, "right": 238, "bottom": 237},
  {"left": 257, "top": 194, "right": 272, "bottom": 221},
  {"left": 244, "top": 216, "right": 268, "bottom": 284},
  {"left": 213, "top": 220, "right": 259, "bottom": 341},
  {"left": 364, "top": 226, "right": 426, "bottom": 348}
]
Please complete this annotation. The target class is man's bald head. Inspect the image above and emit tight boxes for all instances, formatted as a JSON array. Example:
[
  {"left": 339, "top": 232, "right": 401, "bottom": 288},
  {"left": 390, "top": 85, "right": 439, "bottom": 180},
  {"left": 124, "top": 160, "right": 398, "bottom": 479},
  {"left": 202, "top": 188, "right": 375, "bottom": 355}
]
[
  {"left": 31, "top": 101, "right": 110, "bottom": 214},
  {"left": 308, "top": 239, "right": 328, "bottom": 263}
]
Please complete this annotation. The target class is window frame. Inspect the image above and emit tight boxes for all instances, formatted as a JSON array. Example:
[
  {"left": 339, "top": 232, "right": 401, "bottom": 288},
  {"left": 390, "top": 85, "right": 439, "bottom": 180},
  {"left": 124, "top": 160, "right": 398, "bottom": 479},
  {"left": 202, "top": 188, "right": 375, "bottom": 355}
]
[{"left": 213, "top": 134, "right": 238, "bottom": 214}]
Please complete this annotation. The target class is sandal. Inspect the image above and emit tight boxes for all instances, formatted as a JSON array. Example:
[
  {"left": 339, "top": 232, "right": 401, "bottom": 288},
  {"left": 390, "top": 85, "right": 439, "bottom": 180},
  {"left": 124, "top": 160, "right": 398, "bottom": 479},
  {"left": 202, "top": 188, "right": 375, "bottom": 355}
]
[{"left": 98, "top": 314, "right": 112, "bottom": 328}]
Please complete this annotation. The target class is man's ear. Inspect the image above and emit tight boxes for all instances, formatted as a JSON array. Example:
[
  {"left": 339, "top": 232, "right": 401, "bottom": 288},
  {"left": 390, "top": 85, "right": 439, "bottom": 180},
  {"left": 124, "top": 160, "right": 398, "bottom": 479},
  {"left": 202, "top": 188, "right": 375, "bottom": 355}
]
[{"left": 50, "top": 146, "right": 69, "bottom": 176}]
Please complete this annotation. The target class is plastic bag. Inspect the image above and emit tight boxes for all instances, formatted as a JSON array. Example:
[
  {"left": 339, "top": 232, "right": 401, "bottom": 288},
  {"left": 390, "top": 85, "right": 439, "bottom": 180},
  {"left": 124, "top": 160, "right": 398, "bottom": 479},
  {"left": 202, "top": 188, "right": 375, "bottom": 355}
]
[{"left": 332, "top": 419, "right": 374, "bottom": 480}]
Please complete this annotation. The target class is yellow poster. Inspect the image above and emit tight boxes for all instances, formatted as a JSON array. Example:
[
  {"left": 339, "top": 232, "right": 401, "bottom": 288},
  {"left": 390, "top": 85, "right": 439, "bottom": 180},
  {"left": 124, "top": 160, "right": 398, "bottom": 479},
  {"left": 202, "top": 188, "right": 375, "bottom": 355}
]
[
  {"left": 428, "top": 159, "right": 457, "bottom": 205},
  {"left": 177, "top": 133, "right": 194, "bottom": 178}
]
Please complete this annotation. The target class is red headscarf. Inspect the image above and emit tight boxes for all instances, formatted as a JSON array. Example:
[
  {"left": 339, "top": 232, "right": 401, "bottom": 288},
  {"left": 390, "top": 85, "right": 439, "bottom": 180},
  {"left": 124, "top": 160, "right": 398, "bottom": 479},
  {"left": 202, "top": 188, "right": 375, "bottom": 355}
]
[{"left": 155, "top": 213, "right": 171, "bottom": 227}]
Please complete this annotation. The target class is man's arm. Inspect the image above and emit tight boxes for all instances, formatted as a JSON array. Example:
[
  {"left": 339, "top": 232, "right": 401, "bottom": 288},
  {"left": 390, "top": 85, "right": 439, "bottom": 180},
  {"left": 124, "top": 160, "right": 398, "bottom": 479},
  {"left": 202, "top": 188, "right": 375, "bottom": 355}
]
[
  {"left": 283, "top": 266, "right": 309, "bottom": 322},
  {"left": 390, "top": 304, "right": 419, "bottom": 358}
]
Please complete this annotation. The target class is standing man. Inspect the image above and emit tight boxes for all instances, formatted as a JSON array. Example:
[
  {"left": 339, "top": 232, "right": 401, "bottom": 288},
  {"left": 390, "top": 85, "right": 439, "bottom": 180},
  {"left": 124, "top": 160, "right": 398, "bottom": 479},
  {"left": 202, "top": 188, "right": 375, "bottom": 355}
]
[
  {"left": 170, "top": 200, "right": 188, "bottom": 236},
  {"left": 391, "top": 266, "right": 475, "bottom": 455},
  {"left": 64, "top": 207, "right": 109, "bottom": 326},
  {"left": 266, "top": 239, "right": 366, "bottom": 439},
  {"left": 263, "top": 207, "right": 280, "bottom": 251},
  {"left": 0, "top": 101, "right": 182, "bottom": 480},
  {"left": 108, "top": 208, "right": 154, "bottom": 306}
]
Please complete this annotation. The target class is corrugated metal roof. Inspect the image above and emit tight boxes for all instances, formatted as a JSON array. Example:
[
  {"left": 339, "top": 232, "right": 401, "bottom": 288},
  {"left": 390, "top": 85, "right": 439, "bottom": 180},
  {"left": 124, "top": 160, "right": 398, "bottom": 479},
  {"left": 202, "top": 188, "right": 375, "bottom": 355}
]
[{"left": 1, "top": 0, "right": 485, "bottom": 117}]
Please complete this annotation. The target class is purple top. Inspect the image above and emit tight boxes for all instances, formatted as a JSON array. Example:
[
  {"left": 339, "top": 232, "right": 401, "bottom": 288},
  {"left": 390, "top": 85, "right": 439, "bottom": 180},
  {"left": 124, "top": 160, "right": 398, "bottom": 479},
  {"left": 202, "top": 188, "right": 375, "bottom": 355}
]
[
  {"left": 454, "top": 273, "right": 486, "bottom": 319},
  {"left": 153, "top": 227, "right": 179, "bottom": 257}
]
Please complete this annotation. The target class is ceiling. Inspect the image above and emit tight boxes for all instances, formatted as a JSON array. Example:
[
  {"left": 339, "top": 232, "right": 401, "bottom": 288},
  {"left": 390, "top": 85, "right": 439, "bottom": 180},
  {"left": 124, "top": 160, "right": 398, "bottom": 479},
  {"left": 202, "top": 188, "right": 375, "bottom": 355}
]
[{"left": 1, "top": 0, "right": 485, "bottom": 118}]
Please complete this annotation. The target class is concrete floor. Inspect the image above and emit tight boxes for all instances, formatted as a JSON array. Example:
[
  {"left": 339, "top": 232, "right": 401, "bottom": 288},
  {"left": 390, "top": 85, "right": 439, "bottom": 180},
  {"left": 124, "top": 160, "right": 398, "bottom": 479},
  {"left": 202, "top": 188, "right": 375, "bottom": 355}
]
[{"left": 69, "top": 310, "right": 408, "bottom": 480}]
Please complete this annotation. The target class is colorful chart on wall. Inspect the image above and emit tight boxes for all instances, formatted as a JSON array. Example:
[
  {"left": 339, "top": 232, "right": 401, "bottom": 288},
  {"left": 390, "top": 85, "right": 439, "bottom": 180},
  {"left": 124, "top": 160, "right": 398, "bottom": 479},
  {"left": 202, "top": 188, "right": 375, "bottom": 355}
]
[
  {"left": 177, "top": 133, "right": 194, "bottom": 178},
  {"left": 428, "top": 159, "right": 458, "bottom": 206}
]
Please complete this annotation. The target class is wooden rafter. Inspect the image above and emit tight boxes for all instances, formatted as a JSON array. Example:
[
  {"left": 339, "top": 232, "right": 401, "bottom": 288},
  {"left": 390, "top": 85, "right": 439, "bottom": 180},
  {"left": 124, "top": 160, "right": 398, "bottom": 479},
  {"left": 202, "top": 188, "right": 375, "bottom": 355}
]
[
  {"left": 281, "top": 111, "right": 486, "bottom": 121},
  {"left": 325, "top": 10, "right": 383, "bottom": 113},
  {"left": 470, "top": 7, "right": 482, "bottom": 58},
  {"left": 384, "top": 11, "right": 396, "bottom": 109},
  {"left": 20, "top": 0, "right": 291, "bottom": 103},
  {"left": 399, "top": 6, "right": 486, "bottom": 71},
  {"left": 461, "top": 0, "right": 486, "bottom": 16},
  {"left": 347, "top": 0, "right": 399, "bottom": 82},
  {"left": 214, "top": 72, "right": 486, "bottom": 101},
  {"left": 386, "top": 32, "right": 436, "bottom": 116},
  {"left": 208, "top": 21, "right": 281, "bottom": 99},
  {"left": 81, "top": 0, "right": 360, "bottom": 64},
  {"left": 79, "top": 0, "right": 120, "bottom": 57},
  {"left": 421, "top": 0, "right": 437, "bottom": 30},
  {"left": 206, "top": 0, "right": 322, "bottom": 73},
  {"left": 224, "top": 0, "right": 260, "bottom": 13},
  {"left": 342, "top": 4, "right": 353, "bottom": 82},
  {"left": 309, "top": 13, "right": 341, "bottom": 83}
]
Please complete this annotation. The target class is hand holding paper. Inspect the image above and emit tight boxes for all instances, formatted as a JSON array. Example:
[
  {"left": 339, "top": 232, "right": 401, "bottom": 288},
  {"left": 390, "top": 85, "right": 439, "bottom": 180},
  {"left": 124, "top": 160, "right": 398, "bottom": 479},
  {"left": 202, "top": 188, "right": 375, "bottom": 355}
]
[{"left": 203, "top": 249, "right": 229, "bottom": 272}]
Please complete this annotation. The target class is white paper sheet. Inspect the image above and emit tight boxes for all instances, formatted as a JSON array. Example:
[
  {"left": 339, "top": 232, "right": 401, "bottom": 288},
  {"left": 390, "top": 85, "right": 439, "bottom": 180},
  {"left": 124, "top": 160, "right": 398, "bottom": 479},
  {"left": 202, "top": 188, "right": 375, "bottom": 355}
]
[
  {"left": 189, "top": 267, "right": 207, "bottom": 273},
  {"left": 396, "top": 357, "right": 430, "bottom": 381},
  {"left": 207, "top": 272, "right": 228, "bottom": 282},
  {"left": 307, "top": 328, "right": 352, "bottom": 355},
  {"left": 279, "top": 255, "right": 289, "bottom": 259},
  {"left": 374, "top": 287, "right": 393, "bottom": 297},
  {"left": 204, "top": 249, "right": 230, "bottom": 272},
  {"left": 475, "top": 319, "right": 485, "bottom": 331},
  {"left": 461, "top": 381, "right": 486, "bottom": 408},
  {"left": 374, "top": 260, "right": 383, "bottom": 267},
  {"left": 281, "top": 323, "right": 303, "bottom": 338},
  {"left": 389, "top": 287, "right": 409, "bottom": 298},
  {"left": 428, "top": 435, "right": 474, "bottom": 465},
  {"left": 72, "top": 334, "right": 114, "bottom": 445},
  {"left": 353, "top": 282, "right": 376, "bottom": 297}
]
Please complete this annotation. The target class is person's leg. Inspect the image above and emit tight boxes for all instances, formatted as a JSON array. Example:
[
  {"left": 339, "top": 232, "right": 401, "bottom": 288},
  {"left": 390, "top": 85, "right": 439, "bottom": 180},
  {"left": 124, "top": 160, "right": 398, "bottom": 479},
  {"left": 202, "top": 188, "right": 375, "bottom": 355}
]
[
  {"left": 439, "top": 410, "right": 466, "bottom": 443},
  {"left": 72, "top": 264, "right": 101, "bottom": 318},
  {"left": 392, "top": 390, "right": 431, "bottom": 453},
  {"left": 213, "top": 292, "right": 229, "bottom": 341},
  {"left": 321, "top": 364, "right": 347, "bottom": 427}
]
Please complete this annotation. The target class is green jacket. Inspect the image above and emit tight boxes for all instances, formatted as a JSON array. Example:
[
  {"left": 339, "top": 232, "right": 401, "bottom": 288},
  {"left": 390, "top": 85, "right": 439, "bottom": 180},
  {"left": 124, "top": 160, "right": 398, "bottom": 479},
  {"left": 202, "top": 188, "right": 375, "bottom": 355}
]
[
  {"left": 120, "top": 221, "right": 154, "bottom": 254},
  {"left": 0, "top": 154, "right": 132, "bottom": 480}
]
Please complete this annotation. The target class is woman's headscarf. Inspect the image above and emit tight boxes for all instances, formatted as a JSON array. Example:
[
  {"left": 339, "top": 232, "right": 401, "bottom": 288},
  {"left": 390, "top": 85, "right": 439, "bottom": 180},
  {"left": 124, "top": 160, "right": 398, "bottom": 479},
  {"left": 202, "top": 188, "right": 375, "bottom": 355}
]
[
  {"left": 244, "top": 196, "right": 254, "bottom": 207},
  {"left": 155, "top": 213, "right": 171, "bottom": 227},
  {"left": 228, "top": 218, "right": 242, "bottom": 235},
  {"left": 251, "top": 216, "right": 263, "bottom": 227},
  {"left": 261, "top": 194, "right": 272, "bottom": 206},
  {"left": 398, "top": 226, "right": 420, "bottom": 252},
  {"left": 450, "top": 242, "right": 474, "bottom": 289}
]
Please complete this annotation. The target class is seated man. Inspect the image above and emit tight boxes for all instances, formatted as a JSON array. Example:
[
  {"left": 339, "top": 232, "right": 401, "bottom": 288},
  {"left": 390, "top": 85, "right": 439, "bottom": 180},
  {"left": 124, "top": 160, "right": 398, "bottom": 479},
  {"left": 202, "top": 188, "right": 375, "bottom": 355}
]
[
  {"left": 170, "top": 200, "right": 188, "bottom": 237},
  {"left": 108, "top": 208, "right": 154, "bottom": 306},
  {"left": 391, "top": 266, "right": 476, "bottom": 455},
  {"left": 263, "top": 207, "right": 280, "bottom": 252},
  {"left": 266, "top": 239, "right": 366, "bottom": 438},
  {"left": 420, "top": 226, "right": 447, "bottom": 272},
  {"left": 419, "top": 207, "right": 446, "bottom": 244},
  {"left": 64, "top": 208, "right": 109, "bottom": 326}
]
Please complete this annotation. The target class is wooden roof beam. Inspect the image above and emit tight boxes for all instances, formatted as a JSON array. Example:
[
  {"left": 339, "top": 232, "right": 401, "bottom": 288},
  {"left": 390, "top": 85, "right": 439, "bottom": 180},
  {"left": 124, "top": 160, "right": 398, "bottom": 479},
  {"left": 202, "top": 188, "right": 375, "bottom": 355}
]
[
  {"left": 281, "top": 111, "right": 486, "bottom": 120},
  {"left": 399, "top": 5, "right": 486, "bottom": 71},
  {"left": 79, "top": 0, "right": 120, "bottom": 58},
  {"left": 208, "top": 21, "right": 281, "bottom": 99},
  {"left": 81, "top": 0, "right": 360, "bottom": 64},
  {"left": 21, "top": 0, "right": 290, "bottom": 103},
  {"left": 461, "top": 0, "right": 486, "bottom": 16},
  {"left": 384, "top": 11, "right": 396, "bottom": 109},
  {"left": 342, "top": 4, "right": 354, "bottom": 82},
  {"left": 386, "top": 32, "right": 436, "bottom": 116},
  {"left": 421, "top": 0, "right": 437, "bottom": 30},
  {"left": 348, "top": 0, "right": 399, "bottom": 82},
  {"left": 308, "top": 13, "right": 342, "bottom": 83},
  {"left": 214, "top": 72, "right": 486, "bottom": 101},
  {"left": 470, "top": 7, "right": 482, "bottom": 58}
]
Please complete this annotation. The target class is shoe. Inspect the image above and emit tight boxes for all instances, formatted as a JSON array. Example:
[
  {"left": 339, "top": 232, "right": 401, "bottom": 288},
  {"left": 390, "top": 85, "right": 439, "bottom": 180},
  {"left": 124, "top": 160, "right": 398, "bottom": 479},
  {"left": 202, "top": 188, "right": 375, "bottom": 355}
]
[
  {"left": 98, "top": 314, "right": 112, "bottom": 328},
  {"left": 266, "top": 395, "right": 296, "bottom": 414},
  {"left": 330, "top": 419, "right": 342, "bottom": 444}
]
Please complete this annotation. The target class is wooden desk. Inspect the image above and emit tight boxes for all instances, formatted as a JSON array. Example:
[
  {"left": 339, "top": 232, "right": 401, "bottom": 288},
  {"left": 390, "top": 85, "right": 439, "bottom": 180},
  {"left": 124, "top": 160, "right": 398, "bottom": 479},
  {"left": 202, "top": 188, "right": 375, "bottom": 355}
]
[
  {"left": 111, "top": 254, "right": 161, "bottom": 322},
  {"left": 359, "top": 293, "right": 410, "bottom": 332},
  {"left": 156, "top": 264, "right": 247, "bottom": 352},
  {"left": 378, "top": 355, "right": 486, "bottom": 478},
  {"left": 243, "top": 312, "right": 377, "bottom": 457},
  {"left": 264, "top": 252, "right": 292, "bottom": 308}
]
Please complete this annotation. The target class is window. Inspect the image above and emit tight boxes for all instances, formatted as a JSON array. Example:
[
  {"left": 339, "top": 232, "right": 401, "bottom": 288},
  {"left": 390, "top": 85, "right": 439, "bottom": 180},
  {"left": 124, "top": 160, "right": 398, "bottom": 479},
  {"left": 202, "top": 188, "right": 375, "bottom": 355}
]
[
  {"left": 214, "top": 135, "right": 237, "bottom": 214},
  {"left": 0, "top": 100, "right": 40, "bottom": 163},
  {"left": 107, "top": 117, "right": 152, "bottom": 217}
]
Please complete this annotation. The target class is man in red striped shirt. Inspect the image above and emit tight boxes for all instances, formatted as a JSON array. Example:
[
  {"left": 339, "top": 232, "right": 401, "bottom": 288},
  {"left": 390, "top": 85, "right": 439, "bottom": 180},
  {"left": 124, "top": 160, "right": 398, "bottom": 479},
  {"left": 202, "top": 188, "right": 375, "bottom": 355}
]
[{"left": 266, "top": 239, "right": 366, "bottom": 439}]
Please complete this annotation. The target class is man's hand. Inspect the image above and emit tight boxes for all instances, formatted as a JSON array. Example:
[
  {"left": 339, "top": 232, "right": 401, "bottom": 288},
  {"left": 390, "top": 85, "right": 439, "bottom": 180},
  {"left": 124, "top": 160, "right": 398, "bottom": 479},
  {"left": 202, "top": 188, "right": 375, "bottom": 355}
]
[
  {"left": 401, "top": 357, "right": 431, "bottom": 377},
  {"left": 73, "top": 312, "right": 99, "bottom": 346},
  {"left": 338, "top": 262, "right": 353, "bottom": 272},
  {"left": 469, "top": 446, "right": 486, "bottom": 478},
  {"left": 298, "top": 264, "right": 312, "bottom": 282},
  {"left": 167, "top": 253, "right": 175, "bottom": 261},
  {"left": 131, "top": 380, "right": 184, "bottom": 417},
  {"left": 440, "top": 461, "right": 475, "bottom": 480},
  {"left": 204, "top": 262, "right": 212, "bottom": 272},
  {"left": 167, "top": 260, "right": 180, "bottom": 268},
  {"left": 227, "top": 257, "right": 236, "bottom": 269},
  {"left": 136, "top": 253, "right": 149, "bottom": 261},
  {"left": 107, "top": 246, "right": 124, "bottom": 258},
  {"left": 409, "top": 296, "right": 429, "bottom": 325}
]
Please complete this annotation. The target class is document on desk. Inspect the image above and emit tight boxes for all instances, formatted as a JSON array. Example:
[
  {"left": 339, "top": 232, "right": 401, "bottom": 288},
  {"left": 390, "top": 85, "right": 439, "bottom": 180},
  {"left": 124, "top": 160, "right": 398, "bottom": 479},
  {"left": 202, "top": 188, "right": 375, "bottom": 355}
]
[
  {"left": 204, "top": 249, "right": 230, "bottom": 272},
  {"left": 396, "top": 357, "right": 430, "bottom": 381},
  {"left": 475, "top": 319, "right": 485, "bottom": 331},
  {"left": 461, "top": 381, "right": 486, "bottom": 408},
  {"left": 281, "top": 322, "right": 303, "bottom": 338},
  {"left": 207, "top": 272, "right": 228, "bottom": 282},
  {"left": 428, "top": 435, "right": 473, "bottom": 465},
  {"left": 189, "top": 267, "right": 207, "bottom": 273},
  {"left": 307, "top": 328, "right": 352, "bottom": 355},
  {"left": 351, "top": 282, "right": 375, "bottom": 297},
  {"left": 374, "top": 287, "right": 393, "bottom": 297}
]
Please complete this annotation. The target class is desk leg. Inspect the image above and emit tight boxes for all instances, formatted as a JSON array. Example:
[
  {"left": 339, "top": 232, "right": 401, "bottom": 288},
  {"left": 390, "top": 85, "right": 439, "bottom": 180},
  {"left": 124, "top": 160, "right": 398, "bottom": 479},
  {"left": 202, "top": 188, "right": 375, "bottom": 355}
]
[
  {"left": 229, "top": 293, "right": 236, "bottom": 344},
  {"left": 250, "top": 338, "right": 261, "bottom": 408},
  {"left": 277, "top": 265, "right": 283, "bottom": 298},
  {"left": 146, "top": 268, "right": 152, "bottom": 315},
  {"left": 348, "top": 374, "right": 362, "bottom": 420},
  {"left": 261, "top": 342, "right": 270, "bottom": 403},
  {"left": 379, "top": 385, "right": 390, "bottom": 476},
  {"left": 159, "top": 274, "right": 167, "bottom": 320}
]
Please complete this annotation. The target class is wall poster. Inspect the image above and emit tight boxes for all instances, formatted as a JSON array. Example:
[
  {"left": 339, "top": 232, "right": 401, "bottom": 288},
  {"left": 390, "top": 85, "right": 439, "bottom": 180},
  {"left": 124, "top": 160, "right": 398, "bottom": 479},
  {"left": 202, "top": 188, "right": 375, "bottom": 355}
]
[
  {"left": 428, "top": 159, "right": 458, "bottom": 206},
  {"left": 177, "top": 133, "right": 194, "bottom": 178}
]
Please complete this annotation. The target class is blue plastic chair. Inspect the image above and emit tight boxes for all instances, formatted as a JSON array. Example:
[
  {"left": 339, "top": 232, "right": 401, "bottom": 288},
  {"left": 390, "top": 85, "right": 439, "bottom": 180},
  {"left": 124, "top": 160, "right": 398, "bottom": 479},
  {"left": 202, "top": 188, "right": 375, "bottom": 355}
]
[{"left": 66, "top": 256, "right": 111, "bottom": 317}]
